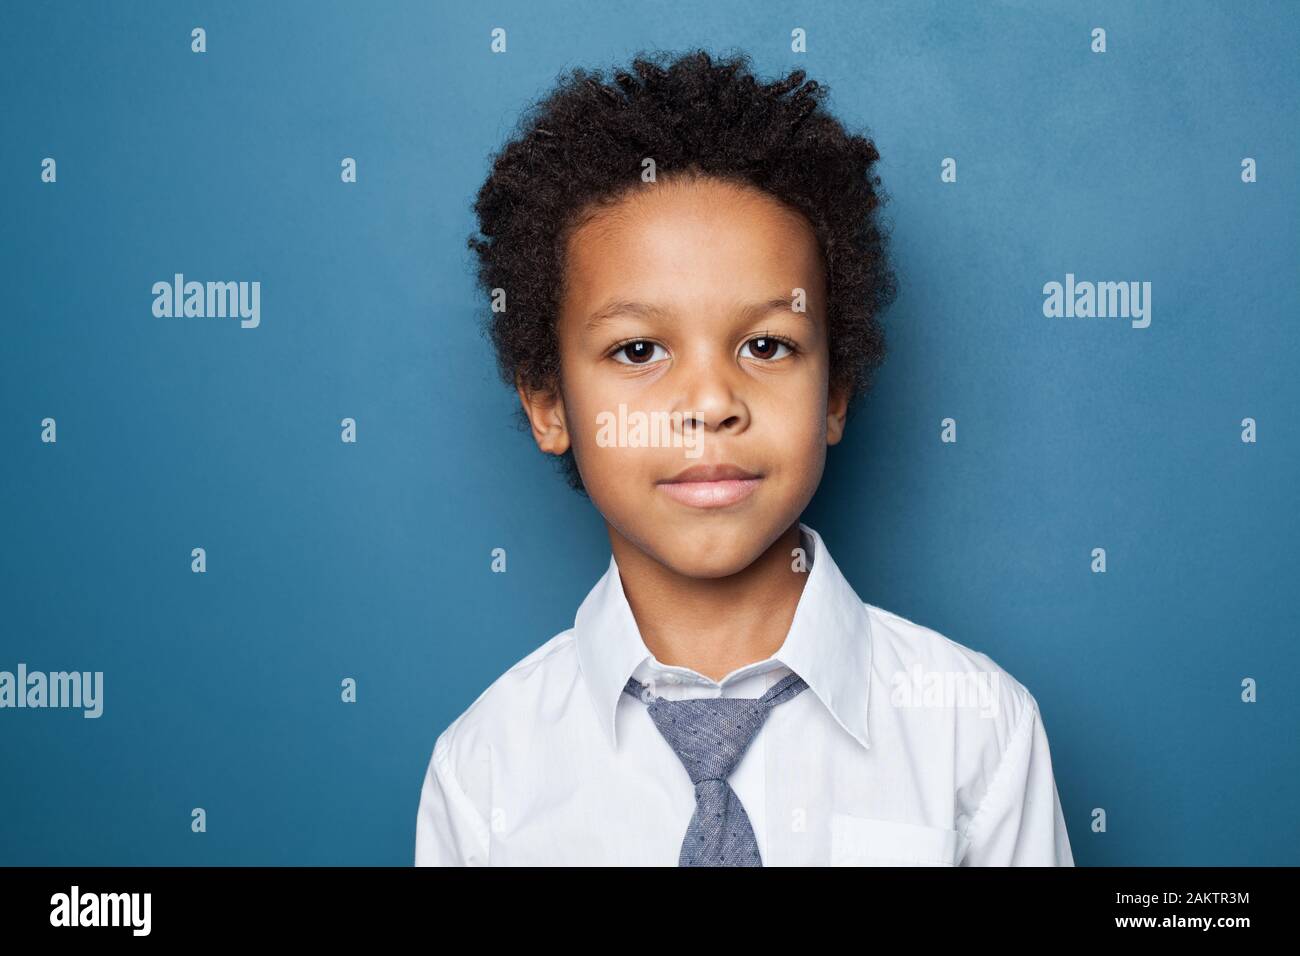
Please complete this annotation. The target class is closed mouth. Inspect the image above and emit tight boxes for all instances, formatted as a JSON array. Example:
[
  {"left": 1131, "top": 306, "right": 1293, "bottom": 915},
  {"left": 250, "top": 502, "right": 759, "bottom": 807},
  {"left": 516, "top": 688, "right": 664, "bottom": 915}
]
[{"left": 656, "top": 464, "right": 763, "bottom": 509}]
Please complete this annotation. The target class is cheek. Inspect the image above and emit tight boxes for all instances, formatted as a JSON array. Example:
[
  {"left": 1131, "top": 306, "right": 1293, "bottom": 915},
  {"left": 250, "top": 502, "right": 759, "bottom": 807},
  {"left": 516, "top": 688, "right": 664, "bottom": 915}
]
[
  {"left": 556, "top": 355, "right": 604, "bottom": 451},
  {"left": 564, "top": 378, "right": 616, "bottom": 451},
  {"left": 564, "top": 385, "right": 657, "bottom": 488},
  {"left": 764, "top": 371, "right": 828, "bottom": 438}
]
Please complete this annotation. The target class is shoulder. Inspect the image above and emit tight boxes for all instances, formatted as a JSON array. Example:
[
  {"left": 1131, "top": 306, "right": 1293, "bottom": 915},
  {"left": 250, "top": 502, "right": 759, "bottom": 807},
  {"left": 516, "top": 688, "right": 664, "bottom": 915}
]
[
  {"left": 426, "top": 628, "right": 582, "bottom": 781},
  {"left": 864, "top": 601, "right": 1040, "bottom": 746}
]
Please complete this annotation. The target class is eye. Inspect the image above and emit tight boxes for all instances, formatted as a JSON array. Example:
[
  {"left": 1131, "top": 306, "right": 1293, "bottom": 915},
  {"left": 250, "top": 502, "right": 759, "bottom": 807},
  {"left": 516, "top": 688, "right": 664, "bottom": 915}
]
[
  {"left": 610, "top": 340, "right": 668, "bottom": 365},
  {"left": 740, "top": 335, "right": 794, "bottom": 361}
]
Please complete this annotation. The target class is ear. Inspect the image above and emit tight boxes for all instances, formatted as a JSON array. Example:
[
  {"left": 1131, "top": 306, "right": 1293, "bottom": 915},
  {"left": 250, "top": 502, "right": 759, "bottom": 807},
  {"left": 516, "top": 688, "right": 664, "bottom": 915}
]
[
  {"left": 826, "top": 381, "right": 851, "bottom": 446},
  {"left": 516, "top": 374, "right": 571, "bottom": 455}
]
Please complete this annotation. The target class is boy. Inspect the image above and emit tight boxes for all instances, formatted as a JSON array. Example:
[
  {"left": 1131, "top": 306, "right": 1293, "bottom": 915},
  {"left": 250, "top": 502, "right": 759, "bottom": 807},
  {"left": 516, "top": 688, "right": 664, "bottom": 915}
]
[{"left": 416, "top": 50, "right": 1073, "bottom": 866}]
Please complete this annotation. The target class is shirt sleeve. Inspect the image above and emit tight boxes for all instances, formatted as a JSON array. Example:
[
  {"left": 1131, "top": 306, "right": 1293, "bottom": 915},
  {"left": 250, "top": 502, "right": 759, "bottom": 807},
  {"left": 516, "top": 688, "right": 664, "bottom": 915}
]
[
  {"left": 415, "top": 738, "right": 490, "bottom": 866},
  {"left": 960, "top": 694, "right": 1074, "bottom": 866}
]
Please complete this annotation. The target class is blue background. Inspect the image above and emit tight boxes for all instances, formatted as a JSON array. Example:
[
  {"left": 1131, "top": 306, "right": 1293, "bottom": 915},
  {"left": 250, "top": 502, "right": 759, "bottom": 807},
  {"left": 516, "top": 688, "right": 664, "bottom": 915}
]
[{"left": 2, "top": 0, "right": 1296, "bottom": 865}]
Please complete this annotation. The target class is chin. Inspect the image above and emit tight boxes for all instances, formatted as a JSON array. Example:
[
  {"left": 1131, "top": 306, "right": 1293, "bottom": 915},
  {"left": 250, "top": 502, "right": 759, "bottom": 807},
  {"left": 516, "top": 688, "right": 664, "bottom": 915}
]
[
  {"left": 659, "top": 549, "right": 757, "bottom": 580},
  {"left": 650, "top": 523, "right": 774, "bottom": 578}
]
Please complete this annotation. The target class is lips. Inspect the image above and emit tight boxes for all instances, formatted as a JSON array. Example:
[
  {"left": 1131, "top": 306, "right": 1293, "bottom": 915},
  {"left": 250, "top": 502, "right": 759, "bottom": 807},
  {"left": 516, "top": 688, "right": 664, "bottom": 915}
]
[
  {"left": 663, "top": 463, "right": 758, "bottom": 483},
  {"left": 656, "top": 463, "right": 762, "bottom": 509}
]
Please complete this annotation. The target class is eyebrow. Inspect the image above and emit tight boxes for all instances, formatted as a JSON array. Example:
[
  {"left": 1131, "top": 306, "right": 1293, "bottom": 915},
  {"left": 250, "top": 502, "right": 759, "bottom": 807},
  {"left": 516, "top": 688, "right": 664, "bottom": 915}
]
[{"left": 584, "top": 296, "right": 805, "bottom": 333}]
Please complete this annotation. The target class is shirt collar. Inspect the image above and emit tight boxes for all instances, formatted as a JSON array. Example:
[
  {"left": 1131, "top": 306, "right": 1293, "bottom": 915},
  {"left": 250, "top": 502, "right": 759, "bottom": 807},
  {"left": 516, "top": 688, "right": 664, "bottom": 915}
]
[{"left": 573, "top": 521, "right": 873, "bottom": 752}]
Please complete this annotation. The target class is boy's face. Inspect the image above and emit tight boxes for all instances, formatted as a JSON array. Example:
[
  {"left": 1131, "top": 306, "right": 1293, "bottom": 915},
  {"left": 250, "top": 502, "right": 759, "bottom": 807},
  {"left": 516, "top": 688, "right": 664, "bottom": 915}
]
[{"left": 519, "top": 175, "right": 849, "bottom": 579}]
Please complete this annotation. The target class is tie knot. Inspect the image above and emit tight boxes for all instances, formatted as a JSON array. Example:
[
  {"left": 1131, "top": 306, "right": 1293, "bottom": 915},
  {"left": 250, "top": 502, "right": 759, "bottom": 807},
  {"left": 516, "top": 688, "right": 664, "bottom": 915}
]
[{"left": 622, "top": 672, "right": 808, "bottom": 785}]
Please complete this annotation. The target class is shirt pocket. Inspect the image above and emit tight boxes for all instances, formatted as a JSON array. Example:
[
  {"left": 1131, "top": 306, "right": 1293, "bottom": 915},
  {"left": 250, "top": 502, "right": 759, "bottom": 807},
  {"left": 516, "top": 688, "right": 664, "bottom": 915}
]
[{"left": 829, "top": 812, "right": 965, "bottom": 866}]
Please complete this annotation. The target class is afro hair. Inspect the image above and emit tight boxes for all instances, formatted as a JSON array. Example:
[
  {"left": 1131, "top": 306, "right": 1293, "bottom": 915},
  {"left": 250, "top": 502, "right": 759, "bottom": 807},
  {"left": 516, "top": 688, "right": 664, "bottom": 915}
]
[{"left": 467, "top": 48, "right": 898, "bottom": 495}]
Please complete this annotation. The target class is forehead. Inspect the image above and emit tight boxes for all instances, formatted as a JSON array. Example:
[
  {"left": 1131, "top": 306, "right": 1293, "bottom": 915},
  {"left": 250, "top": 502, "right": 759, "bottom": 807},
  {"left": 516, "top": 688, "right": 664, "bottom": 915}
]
[{"left": 560, "top": 177, "right": 825, "bottom": 315}]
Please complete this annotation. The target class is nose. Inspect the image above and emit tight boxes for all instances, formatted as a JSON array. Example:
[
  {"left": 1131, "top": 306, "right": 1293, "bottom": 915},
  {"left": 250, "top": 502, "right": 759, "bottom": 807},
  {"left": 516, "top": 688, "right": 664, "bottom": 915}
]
[{"left": 671, "top": 350, "right": 750, "bottom": 436}]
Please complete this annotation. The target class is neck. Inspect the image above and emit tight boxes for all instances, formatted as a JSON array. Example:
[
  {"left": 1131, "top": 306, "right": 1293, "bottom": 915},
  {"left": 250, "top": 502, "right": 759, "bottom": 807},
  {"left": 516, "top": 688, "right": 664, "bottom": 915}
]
[{"left": 609, "top": 521, "right": 808, "bottom": 683}]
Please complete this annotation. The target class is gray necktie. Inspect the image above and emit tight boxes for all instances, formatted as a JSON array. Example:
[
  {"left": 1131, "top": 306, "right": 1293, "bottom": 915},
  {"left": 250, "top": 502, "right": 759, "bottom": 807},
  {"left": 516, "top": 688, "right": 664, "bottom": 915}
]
[{"left": 622, "top": 671, "right": 809, "bottom": 866}]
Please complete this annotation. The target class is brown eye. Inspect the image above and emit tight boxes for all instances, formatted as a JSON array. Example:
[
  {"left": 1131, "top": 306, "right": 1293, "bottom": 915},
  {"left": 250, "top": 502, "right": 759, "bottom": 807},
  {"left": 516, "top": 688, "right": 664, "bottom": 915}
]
[
  {"left": 740, "top": 336, "right": 792, "bottom": 361},
  {"left": 612, "top": 341, "right": 667, "bottom": 365}
]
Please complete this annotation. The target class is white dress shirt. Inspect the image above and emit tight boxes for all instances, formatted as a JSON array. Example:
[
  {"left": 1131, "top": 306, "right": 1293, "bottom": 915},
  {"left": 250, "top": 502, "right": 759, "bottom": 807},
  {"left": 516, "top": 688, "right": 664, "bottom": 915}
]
[{"left": 416, "top": 522, "right": 1074, "bottom": 866}]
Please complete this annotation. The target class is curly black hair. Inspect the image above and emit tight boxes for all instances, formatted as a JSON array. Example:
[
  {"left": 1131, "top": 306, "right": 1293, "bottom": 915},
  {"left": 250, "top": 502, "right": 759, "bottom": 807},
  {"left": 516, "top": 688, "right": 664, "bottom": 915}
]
[{"left": 467, "top": 48, "right": 898, "bottom": 495}]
